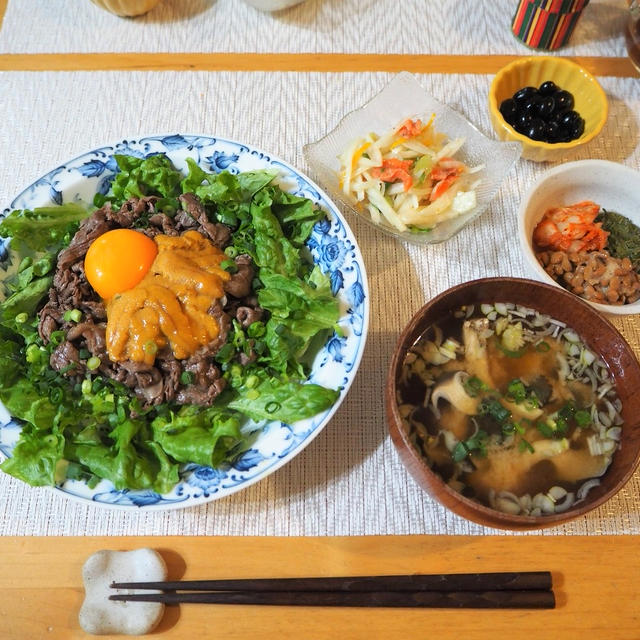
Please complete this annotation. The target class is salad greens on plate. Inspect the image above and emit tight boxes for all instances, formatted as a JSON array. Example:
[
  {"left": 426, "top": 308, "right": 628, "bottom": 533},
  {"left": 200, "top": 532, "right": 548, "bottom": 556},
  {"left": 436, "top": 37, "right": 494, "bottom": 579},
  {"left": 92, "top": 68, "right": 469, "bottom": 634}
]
[{"left": 0, "top": 154, "right": 340, "bottom": 494}]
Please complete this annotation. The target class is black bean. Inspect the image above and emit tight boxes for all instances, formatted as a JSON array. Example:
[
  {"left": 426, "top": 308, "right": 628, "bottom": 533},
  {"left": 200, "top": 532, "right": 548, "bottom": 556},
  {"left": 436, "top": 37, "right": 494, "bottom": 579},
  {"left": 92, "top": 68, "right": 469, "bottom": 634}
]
[
  {"left": 536, "top": 96, "right": 556, "bottom": 119},
  {"left": 544, "top": 120, "right": 561, "bottom": 142},
  {"left": 513, "top": 86, "right": 538, "bottom": 106},
  {"left": 499, "top": 98, "right": 519, "bottom": 125},
  {"left": 538, "top": 80, "right": 558, "bottom": 96},
  {"left": 554, "top": 89, "right": 575, "bottom": 111},
  {"left": 499, "top": 80, "right": 583, "bottom": 144},
  {"left": 571, "top": 117, "right": 585, "bottom": 138},
  {"left": 527, "top": 118, "right": 547, "bottom": 141}
]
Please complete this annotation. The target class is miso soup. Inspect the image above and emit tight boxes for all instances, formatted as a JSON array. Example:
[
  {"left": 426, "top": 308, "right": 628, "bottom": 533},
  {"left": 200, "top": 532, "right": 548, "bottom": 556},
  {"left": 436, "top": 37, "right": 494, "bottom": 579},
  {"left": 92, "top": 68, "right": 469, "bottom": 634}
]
[{"left": 397, "top": 302, "right": 622, "bottom": 516}]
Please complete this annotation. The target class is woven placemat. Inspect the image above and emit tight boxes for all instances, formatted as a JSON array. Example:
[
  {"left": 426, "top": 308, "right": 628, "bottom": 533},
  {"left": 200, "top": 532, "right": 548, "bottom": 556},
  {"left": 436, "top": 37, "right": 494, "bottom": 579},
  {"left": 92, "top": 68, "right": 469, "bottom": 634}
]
[
  {"left": 0, "top": 0, "right": 629, "bottom": 56},
  {"left": 0, "top": 70, "right": 639, "bottom": 535}
]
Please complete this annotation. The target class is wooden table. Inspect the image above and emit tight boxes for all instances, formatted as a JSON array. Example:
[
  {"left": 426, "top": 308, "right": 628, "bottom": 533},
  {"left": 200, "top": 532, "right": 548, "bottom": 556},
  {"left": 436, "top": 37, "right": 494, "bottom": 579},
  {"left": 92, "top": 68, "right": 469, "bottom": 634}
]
[
  {"left": 2, "top": 535, "right": 639, "bottom": 640},
  {"left": 0, "top": 0, "right": 639, "bottom": 637}
]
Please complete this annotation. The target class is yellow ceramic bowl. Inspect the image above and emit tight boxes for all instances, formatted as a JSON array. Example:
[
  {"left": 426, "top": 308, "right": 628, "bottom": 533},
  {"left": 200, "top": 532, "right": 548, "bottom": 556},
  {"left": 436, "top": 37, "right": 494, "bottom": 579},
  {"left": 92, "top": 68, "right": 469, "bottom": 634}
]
[
  {"left": 488, "top": 56, "right": 608, "bottom": 162},
  {"left": 89, "top": 0, "right": 161, "bottom": 16}
]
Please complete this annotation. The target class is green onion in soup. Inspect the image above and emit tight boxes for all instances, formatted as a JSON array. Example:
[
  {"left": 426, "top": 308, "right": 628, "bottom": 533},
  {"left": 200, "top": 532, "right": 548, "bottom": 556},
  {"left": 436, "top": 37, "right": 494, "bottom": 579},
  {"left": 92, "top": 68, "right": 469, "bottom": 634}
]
[{"left": 397, "top": 303, "right": 622, "bottom": 517}]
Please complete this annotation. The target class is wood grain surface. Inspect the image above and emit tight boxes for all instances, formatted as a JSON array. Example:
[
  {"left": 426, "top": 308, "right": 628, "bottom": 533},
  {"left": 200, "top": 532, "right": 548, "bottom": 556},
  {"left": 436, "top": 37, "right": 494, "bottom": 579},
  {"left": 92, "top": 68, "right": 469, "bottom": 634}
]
[
  {"left": 0, "top": 52, "right": 638, "bottom": 76},
  {"left": 1, "top": 535, "right": 638, "bottom": 639}
]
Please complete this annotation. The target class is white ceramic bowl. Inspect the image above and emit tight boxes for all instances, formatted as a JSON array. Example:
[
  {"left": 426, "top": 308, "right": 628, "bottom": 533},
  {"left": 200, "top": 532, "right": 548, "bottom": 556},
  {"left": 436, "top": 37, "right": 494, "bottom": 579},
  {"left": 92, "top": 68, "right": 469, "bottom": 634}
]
[{"left": 518, "top": 160, "right": 640, "bottom": 316}]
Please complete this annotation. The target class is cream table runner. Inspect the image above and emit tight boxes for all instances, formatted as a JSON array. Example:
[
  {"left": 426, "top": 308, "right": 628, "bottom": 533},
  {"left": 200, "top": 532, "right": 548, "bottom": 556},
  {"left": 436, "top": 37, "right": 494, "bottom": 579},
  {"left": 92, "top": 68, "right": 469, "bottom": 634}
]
[
  {"left": 1, "top": 70, "right": 639, "bottom": 536},
  {"left": 0, "top": 0, "right": 630, "bottom": 56}
]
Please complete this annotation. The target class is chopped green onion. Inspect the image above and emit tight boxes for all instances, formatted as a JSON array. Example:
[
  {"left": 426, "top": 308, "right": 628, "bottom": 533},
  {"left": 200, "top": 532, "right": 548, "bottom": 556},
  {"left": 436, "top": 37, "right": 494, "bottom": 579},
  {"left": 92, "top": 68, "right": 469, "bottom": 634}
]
[
  {"left": 452, "top": 429, "right": 489, "bottom": 462},
  {"left": 479, "top": 397, "right": 511, "bottom": 423},
  {"left": 49, "top": 387, "right": 63, "bottom": 404},
  {"left": 463, "top": 375, "right": 489, "bottom": 398},
  {"left": 180, "top": 371, "right": 195, "bottom": 385},
  {"left": 506, "top": 379, "right": 527, "bottom": 403},
  {"left": 220, "top": 259, "right": 238, "bottom": 273},
  {"left": 59, "top": 363, "right": 77, "bottom": 374},
  {"left": 502, "top": 422, "right": 515, "bottom": 435},
  {"left": 215, "top": 343, "right": 235, "bottom": 364},
  {"left": 81, "top": 379, "right": 92, "bottom": 395},
  {"left": 49, "top": 331, "right": 65, "bottom": 346},
  {"left": 536, "top": 421, "right": 555, "bottom": 438},
  {"left": 232, "top": 324, "right": 245, "bottom": 348},
  {"left": 519, "top": 439, "right": 535, "bottom": 454},
  {"left": 524, "top": 396, "right": 540, "bottom": 410},
  {"left": 535, "top": 341, "right": 550, "bottom": 352},
  {"left": 265, "top": 401, "right": 281, "bottom": 414},
  {"left": 25, "top": 344, "right": 42, "bottom": 363},
  {"left": 86, "top": 356, "right": 101, "bottom": 371},
  {"left": 554, "top": 416, "right": 568, "bottom": 435},
  {"left": 575, "top": 409, "right": 592, "bottom": 427},
  {"left": 452, "top": 441, "right": 469, "bottom": 462},
  {"left": 245, "top": 389, "right": 260, "bottom": 400},
  {"left": 17, "top": 256, "right": 33, "bottom": 272},
  {"left": 245, "top": 375, "right": 259, "bottom": 389},
  {"left": 247, "top": 321, "right": 266, "bottom": 338},
  {"left": 224, "top": 246, "right": 239, "bottom": 258},
  {"left": 143, "top": 340, "right": 158, "bottom": 356},
  {"left": 63, "top": 309, "right": 82, "bottom": 323},
  {"left": 15, "top": 312, "right": 28, "bottom": 324}
]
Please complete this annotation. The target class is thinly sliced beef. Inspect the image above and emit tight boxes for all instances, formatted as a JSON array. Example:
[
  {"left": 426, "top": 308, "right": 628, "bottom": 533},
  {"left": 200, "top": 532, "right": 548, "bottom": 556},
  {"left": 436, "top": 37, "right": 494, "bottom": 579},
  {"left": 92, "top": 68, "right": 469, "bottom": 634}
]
[
  {"left": 56, "top": 208, "right": 110, "bottom": 271},
  {"left": 66, "top": 321, "right": 108, "bottom": 357},
  {"left": 38, "top": 194, "right": 263, "bottom": 408},
  {"left": 50, "top": 341, "right": 80, "bottom": 373},
  {"left": 235, "top": 305, "right": 264, "bottom": 328},
  {"left": 178, "top": 193, "right": 231, "bottom": 247},
  {"left": 147, "top": 213, "right": 179, "bottom": 236},
  {"left": 224, "top": 255, "right": 254, "bottom": 298}
]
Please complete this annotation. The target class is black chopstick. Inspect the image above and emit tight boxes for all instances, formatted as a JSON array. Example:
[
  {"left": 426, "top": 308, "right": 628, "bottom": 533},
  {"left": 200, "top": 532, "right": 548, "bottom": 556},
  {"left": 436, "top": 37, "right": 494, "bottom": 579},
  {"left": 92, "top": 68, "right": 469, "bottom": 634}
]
[
  {"left": 109, "top": 588, "right": 555, "bottom": 609},
  {"left": 110, "top": 570, "right": 552, "bottom": 593},
  {"left": 109, "top": 572, "right": 555, "bottom": 609}
]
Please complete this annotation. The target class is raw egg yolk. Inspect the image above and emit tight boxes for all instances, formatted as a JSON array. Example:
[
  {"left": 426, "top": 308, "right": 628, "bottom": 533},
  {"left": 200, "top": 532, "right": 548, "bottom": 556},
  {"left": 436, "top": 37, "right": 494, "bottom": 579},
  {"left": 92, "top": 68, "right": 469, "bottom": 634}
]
[{"left": 84, "top": 229, "right": 158, "bottom": 300}]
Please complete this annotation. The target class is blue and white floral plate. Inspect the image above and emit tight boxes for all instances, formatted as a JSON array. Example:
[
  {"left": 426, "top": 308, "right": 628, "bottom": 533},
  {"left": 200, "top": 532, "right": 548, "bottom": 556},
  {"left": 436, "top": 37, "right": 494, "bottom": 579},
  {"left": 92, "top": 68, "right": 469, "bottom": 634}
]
[{"left": 0, "top": 135, "right": 370, "bottom": 510}]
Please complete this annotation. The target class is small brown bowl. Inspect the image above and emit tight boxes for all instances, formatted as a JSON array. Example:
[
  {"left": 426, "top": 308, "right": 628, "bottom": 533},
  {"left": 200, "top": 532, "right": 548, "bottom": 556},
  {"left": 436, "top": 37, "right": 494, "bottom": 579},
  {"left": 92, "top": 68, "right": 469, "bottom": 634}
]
[{"left": 386, "top": 277, "right": 640, "bottom": 530}]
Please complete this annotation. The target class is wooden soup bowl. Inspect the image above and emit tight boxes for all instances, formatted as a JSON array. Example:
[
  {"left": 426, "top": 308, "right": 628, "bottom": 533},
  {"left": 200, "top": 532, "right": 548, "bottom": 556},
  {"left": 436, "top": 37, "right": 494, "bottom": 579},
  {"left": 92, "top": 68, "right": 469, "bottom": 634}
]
[{"left": 386, "top": 277, "right": 640, "bottom": 530}]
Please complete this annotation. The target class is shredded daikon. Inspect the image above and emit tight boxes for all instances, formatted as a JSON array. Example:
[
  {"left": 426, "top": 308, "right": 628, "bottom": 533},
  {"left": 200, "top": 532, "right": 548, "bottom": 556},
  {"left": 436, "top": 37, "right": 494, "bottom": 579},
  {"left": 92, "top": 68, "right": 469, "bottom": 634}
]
[{"left": 338, "top": 116, "right": 483, "bottom": 233}]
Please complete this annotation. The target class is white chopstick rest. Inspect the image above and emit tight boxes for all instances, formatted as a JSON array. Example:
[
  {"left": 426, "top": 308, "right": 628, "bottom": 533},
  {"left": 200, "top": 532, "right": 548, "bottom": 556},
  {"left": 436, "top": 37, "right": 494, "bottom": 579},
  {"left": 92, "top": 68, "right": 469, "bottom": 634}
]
[{"left": 79, "top": 549, "right": 168, "bottom": 636}]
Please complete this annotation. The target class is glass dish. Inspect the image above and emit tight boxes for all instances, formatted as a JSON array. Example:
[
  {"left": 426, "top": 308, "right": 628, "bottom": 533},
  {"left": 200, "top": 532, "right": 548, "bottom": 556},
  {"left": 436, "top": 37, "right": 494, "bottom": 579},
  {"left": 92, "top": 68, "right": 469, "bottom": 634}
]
[{"left": 303, "top": 72, "right": 522, "bottom": 245}]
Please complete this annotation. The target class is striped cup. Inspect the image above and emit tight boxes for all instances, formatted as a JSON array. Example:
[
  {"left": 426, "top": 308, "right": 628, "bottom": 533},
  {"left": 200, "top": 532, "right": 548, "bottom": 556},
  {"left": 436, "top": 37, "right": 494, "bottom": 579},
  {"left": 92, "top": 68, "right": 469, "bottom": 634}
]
[{"left": 512, "top": 0, "right": 590, "bottom": 50}]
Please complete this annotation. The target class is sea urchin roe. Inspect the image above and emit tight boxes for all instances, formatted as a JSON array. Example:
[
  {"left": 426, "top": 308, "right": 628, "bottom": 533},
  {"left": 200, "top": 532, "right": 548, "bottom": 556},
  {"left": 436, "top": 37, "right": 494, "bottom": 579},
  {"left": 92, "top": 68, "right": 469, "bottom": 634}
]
[{"left": 105, "top": 230, "right": 231, "bottom": 364}]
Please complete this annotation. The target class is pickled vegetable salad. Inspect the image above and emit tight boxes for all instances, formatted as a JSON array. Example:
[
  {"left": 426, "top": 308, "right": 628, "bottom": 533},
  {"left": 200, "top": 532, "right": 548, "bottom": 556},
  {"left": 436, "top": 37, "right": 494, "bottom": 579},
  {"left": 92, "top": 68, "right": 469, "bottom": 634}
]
[{"left": 339, "top": 117, "right": 483, "bottom": 233}]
